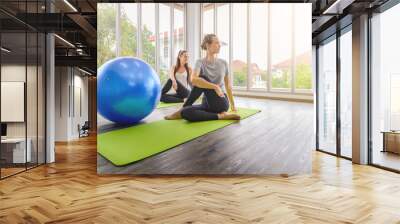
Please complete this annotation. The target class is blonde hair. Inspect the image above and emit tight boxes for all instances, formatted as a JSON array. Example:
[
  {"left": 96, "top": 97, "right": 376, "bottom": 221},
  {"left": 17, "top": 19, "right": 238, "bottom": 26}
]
[{"left": 201, "top": 34, "right": 217, "bottom": 50}]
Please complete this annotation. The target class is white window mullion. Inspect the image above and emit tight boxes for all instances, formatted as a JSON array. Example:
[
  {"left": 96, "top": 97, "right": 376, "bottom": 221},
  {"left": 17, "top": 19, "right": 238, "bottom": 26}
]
[
  {"left": 184, "top": 3, "right": 187, "bottom": 50},
  {"left": 291, "top": 4, "right": 296, "bottom": 93},
  {"left": 214, "top": 3, "right": 217, "bottom": 34},
  {"left": 200, "top": 3, "right": 203, "bottom": 58},
  {"left": 247, "top": 3, "right": 250, "bottom": 91},
  {"left": 170, "top": 4, "right": 174, "bottom": 67},
  {"left": 267, "top": 4, "right": 271, "bottom": 92},
  {"left": 155, "top": 4, "right": 160, "bottom": 74},
  {"left": 229, "top": 3, "right": 233, "bottom": 87}
]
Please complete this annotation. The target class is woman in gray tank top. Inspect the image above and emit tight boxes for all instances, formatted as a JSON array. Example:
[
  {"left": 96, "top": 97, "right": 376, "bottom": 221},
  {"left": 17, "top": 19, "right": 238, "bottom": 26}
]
[
  {"left": 160, "top": 50, "right": 192, "bottom": 103},
  {"left": 165, "top": 34, "right": 240, "bottom": 121}
]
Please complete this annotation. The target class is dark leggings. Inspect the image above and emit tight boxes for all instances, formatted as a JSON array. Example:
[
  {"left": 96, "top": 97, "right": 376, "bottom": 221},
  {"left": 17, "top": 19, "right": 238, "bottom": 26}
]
[
  {"left": 160, "top": 79, "right": 190, "bottom": 103},
  {"left": 181, "top": 76, "right": 229, "bottom": 122}
]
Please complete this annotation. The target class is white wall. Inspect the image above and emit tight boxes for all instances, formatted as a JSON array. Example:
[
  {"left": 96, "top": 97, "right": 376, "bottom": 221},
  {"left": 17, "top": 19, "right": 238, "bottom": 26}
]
[
  {"left": 1, "top": 65, "right": 33, "bottom": 138},
  {"left": 54, "top": 67, "right": 89, "bottom": 141}
]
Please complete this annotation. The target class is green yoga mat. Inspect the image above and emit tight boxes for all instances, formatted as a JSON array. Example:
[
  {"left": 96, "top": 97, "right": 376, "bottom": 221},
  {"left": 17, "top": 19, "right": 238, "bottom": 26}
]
[
  {"left": 98, "top": 108, "right": 260, "bottom": 166},
  {"left": 157, "top": 101, "right": 182, "bottom": 108},
  {"left": 156, "top": 98, "right": 203, "bottom": 109}
]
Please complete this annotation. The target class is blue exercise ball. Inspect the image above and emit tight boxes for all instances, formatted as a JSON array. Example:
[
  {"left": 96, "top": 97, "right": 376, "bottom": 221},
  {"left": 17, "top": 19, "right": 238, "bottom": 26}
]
[{"left": 97, "top": 57, "right": 161, "bottom": 124}]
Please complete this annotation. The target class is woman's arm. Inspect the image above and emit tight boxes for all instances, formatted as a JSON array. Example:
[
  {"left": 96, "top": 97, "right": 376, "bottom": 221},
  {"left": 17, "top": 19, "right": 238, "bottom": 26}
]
[
  {"left": 191, "top": 60, "right": 224, "bottom": 97},
  {"left": 224, "top": 75, "right": 236, "bottom": 112},
  {"left": 169, "top": 66, "right": 176, "bottom": 81},
  {"left": 191, "top": 69, "right": 218, "bottom": 90},
  {"left": 169, "top": 66, "right": 178, "bottom": 90},
  {"left": 188, "top": 67, "right": 193, "bottom": 83}
]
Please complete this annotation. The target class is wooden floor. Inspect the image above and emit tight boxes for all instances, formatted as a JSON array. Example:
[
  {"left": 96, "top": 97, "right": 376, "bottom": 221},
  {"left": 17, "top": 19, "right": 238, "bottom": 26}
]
[
  {"left": 98, "top": 98, "right": 314, "bottom": 175},
  {"left": 1, "top": 128, "right": 400, "bottom": 222}
]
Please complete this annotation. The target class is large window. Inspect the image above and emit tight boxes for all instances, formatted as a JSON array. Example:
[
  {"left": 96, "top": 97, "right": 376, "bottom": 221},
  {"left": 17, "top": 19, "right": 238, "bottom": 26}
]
[
  {"left": 318, "top": 37, "right": 337, "bottom": 155},
  {"left": 270, "top": 4, "right": 292, "bottom": 90},
  {"left": 250, "top": 4, "right": 268, "bottom": 89},
  {"left": 202, "top": 3, "right": 311, "bottom": 94},
  {"left": 216, "top": 3, "right": 229, "bottom": 65},
  {"left": 202, "top": 4, "right": 214, "bottom": 36},
  {"left": 340, "top": 28, "right": 352, "bottom": 158},
  {"left": 141, "top": 3, "right": 156, "bottom": 68},
  {"left": 294, "top": 4, "right": 312, "bottom": 91},
  {"left": 159, "top": 3, "right": 171, "bottom": 84},
  {"left": 371, "top": 3, "right": 400, "bottom": 171},
  {"left": 98, "top": 3, "right": 185, "bottom": 84},
  {"left": 173, "top": 4, "right": 185, "bottom": 60},
  {"left": 97, "top": 4, "right": 116, "bottom": 67},
  {"left": 120, "top": 4, "right": 138, "bottom": 57},
  {"left": 0, "top": 4, "right": 46, "bottom": 179},
  {"left": 232, "top": 3, "right": 248, "bottom": 88}
]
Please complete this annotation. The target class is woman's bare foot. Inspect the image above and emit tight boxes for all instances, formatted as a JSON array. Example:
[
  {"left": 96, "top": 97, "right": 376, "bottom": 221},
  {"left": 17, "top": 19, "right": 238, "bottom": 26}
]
[
  {"left": 218, "top": 112, "right": 241, "bottom": 120},
  {"left": 164, "top": 110, "right": 182, "bottom": 120}
]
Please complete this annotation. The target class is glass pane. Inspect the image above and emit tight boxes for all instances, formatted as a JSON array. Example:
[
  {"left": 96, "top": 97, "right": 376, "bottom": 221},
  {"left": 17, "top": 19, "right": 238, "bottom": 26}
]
[
  {"left": 232, "top": 3, "right": 247, "bottom": 88},
  {"left": 371, "top": 4, "right": 400, "bottom": 171},
  {"left": 1, "top": 31, "right": 27, "bottom": 177},
  {"left": 202, "top": 4, "right": 214, "bottom": 36},
  {"left": 318, "top": 38, "right": 337, "bottom": 154},
  {"left": 27, "top": 31, "right": 38, "bottom": 168},
  {"left": 270, "top": 4, "right": 292, "bottom": 90},
  {"left": 294, "top": 4, "right": 312, "bottom": 91},
  {"left": 216, "top": 3, "right": 229, "bottom": 64},
  {"left": 97, "top": 3, "right": 116, "bottom": 68},
  {"left": 250, "top": 3, "right": 268, "bottom": 89},
  {"left": 340, "top": 29, "right": 352, "bottom": 158},
  {"left": 141, "top": 3, "right": 156, "bottom": 68},
  {"left": 391, "top": 75, "right": 400, "bottom": 130},
  {"left": 159, "top": 3, "right": 171, "bottom": 84},
  {"left": 120, "top": 3, "right": 137, "bottom": 57},
  {"left": 38, "top": 33, "right": 46, "bottom": 165},
  {"left": 173, "top": 5, "right": 185, "bottom": 60}
]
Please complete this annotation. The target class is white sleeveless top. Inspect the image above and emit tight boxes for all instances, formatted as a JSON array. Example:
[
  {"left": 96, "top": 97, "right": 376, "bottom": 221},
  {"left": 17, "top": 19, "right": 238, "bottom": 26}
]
[{"left": 167, "top": 70, "right": 191, "bottom": 94}]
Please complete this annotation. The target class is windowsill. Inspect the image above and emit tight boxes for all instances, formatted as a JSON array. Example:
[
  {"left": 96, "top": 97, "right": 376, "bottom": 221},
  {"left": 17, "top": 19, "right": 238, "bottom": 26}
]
[
  {"left": 232, "top": 89, "right": 314, "bottom": 103},
  {"left": 232, "top": 87, "right": 313, "bottom": 95}
]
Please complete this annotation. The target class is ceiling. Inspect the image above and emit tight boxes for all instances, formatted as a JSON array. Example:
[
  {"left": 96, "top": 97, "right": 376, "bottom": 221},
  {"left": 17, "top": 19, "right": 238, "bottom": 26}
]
[
  {"left": 0, "top": 0, "right": 97, "bottom": 75},
  {"left": 309, "top": 0, "right": 390, "bottom": 43}
]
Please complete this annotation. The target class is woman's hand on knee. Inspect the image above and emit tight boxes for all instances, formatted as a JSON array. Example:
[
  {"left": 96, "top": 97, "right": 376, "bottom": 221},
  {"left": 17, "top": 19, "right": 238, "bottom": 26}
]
[
  {"left": 213, "top": 86, "right": 224, "bottom": 97},
  {"left": 172, "top": 80, "right": 178, "bottom": 90}
]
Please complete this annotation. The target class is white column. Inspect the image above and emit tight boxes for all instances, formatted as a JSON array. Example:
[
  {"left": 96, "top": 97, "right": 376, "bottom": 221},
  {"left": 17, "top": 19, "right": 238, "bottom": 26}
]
[
  {"left": 352, "top": 14, "right": 369, "bottom": 164},
  {"left": 46, "top": 32, "right": 55, "bottom": 163},
  {"left": 186, "top": 3, "right": 201, "bottom": 67}
]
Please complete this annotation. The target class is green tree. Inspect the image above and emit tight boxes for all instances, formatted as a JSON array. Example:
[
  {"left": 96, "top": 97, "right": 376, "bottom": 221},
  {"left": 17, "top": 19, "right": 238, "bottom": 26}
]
[
  {"left": 142, "top": 25, "right": 156, "bottom": 68},
  {"left": 295, "top": 63, "right": 312, "bottom": 89},
  {"left": 97, "top": 4, "right": 157, "bottom": 74},
  {"left": 97, "top": 4, "right": 116, "bottom": 68},
  {"left": 233, "top": 66, "right": 247, "bottom": 87},
  {"left": 120, "top": 12, "right": 137, "bottom": 57},
  {"left": 271, "top": 69, "right": 290, "bottom": 88}
]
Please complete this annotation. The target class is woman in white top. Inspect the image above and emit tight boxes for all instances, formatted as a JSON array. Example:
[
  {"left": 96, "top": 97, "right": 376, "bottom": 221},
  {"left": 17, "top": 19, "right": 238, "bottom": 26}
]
[{"left": 160, "top": 50, "right": 192, "bottom": 103}]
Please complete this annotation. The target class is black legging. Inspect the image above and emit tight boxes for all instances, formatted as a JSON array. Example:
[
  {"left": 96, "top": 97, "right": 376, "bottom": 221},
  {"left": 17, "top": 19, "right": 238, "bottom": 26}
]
[
  {"left": 160, "top": 79, "right": 190, "bottom": 103},
  {"left": 181, "top": 75, "right": 229, "bottom": 122}
]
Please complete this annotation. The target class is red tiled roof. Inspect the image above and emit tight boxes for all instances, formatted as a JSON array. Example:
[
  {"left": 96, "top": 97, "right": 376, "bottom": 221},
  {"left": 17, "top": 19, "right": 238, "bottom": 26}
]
[{"left": 148, "top": 27, "right": 184, "bottom": 42}]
